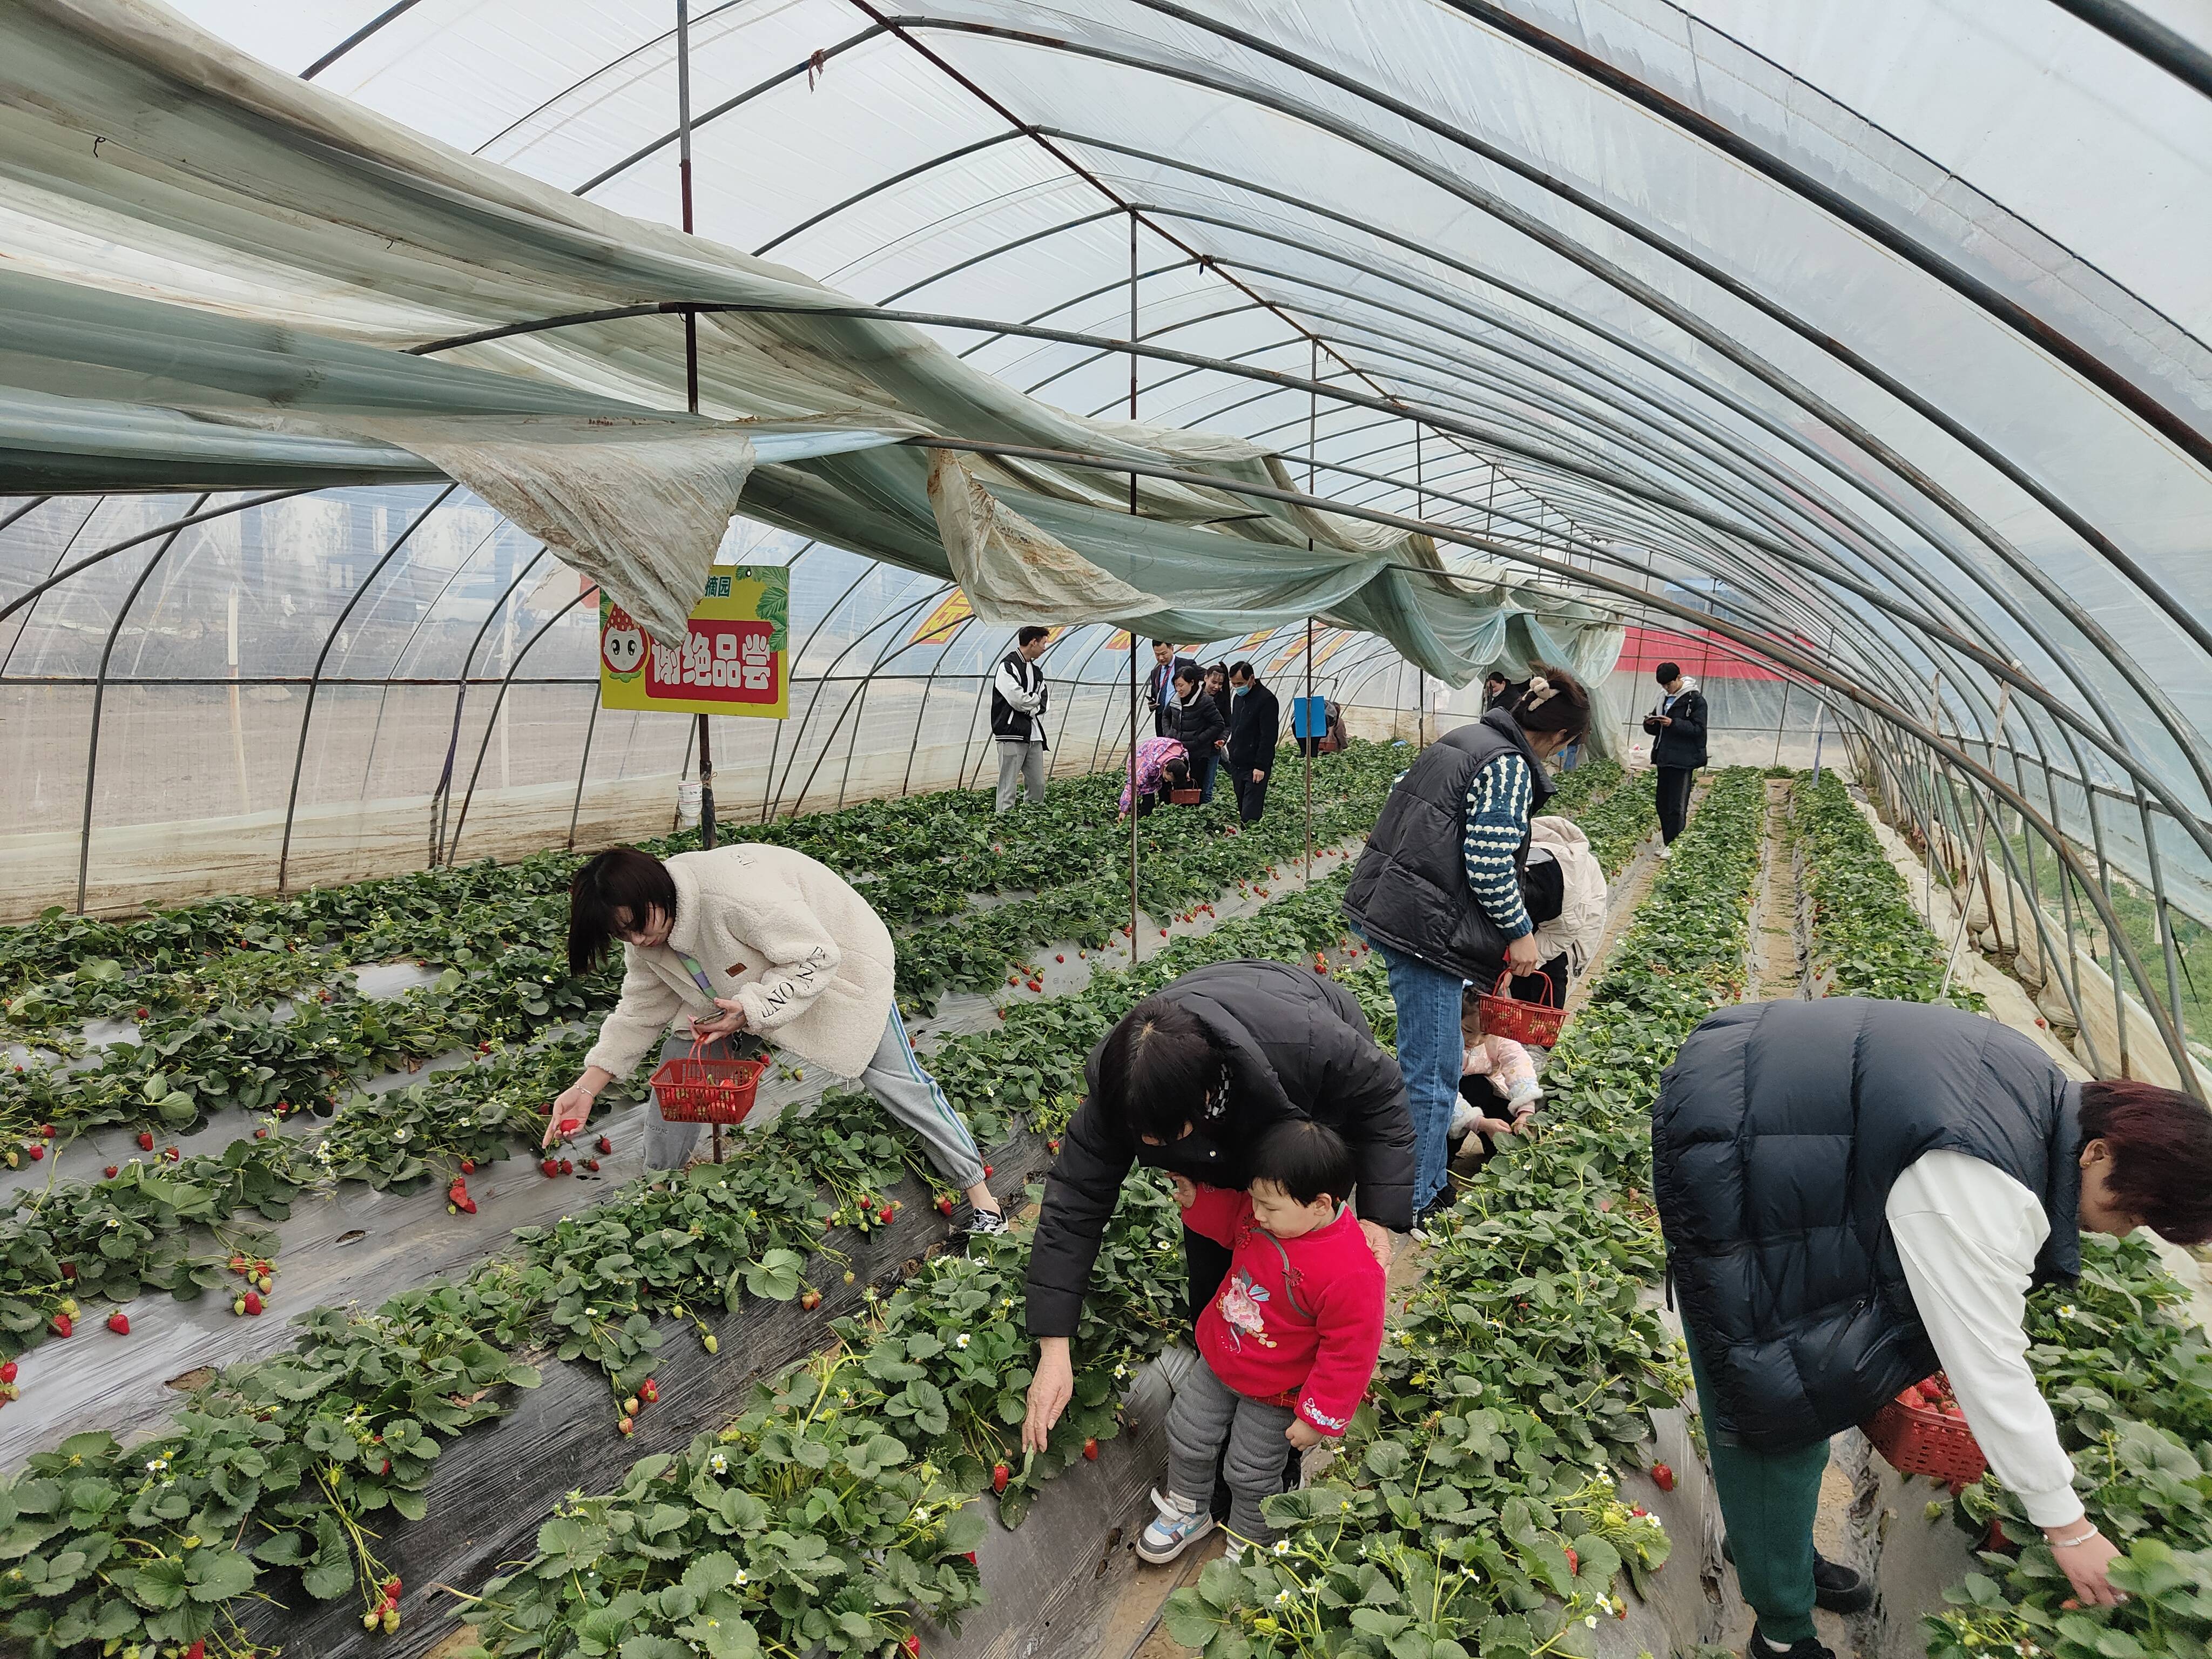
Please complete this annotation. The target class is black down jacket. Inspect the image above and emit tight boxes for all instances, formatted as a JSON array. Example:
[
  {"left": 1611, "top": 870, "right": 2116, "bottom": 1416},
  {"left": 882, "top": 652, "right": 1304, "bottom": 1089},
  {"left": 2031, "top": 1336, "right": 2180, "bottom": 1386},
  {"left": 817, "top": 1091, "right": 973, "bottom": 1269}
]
[
  {"left": 1653, "top": 997, "right": 2081, "bottom": 1453},
  {"left": 1024, "top": 960, "right": 1414, "bottom": 1338},
  {"left": 1647, "top": 683, "right": 1709, "bottom": 769}
]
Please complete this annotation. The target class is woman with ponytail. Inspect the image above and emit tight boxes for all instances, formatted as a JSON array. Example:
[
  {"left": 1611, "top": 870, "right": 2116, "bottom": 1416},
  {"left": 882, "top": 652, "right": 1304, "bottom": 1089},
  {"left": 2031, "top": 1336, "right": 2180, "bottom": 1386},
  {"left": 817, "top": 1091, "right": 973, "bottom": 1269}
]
[{"left": 1341, "top": 666, "right": 1593, "bottom": 1221}]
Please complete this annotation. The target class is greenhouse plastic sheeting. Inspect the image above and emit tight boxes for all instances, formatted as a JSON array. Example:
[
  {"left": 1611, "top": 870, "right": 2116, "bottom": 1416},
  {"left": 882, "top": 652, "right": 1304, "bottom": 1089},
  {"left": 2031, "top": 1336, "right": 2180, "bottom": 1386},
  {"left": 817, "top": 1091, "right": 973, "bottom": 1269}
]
[
  {"left": 0, "top": 0, "right": 1619, "bottom": 689},
  {"left": 2, "top": 0, "right": 2208, "bottom": 968}
]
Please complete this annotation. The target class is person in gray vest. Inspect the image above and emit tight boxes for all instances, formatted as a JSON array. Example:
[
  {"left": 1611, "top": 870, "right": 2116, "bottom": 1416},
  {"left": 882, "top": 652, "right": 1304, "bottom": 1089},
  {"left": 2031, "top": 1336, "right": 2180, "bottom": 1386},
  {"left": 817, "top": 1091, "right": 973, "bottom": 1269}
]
[
  {"left": 992, "top": 626, "right": 1051, "bottom": 813},
  {"left": 1654, "top": 998, "right": 2212, "bottom": 1659},
  {"left": 1341, "top": 665, "right": 1593, "bottom": 1221}
]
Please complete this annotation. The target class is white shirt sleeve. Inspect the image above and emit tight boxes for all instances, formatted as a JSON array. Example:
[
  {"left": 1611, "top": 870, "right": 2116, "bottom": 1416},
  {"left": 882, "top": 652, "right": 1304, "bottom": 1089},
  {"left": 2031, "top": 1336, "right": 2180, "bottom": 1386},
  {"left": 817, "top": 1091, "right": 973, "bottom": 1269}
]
[
  {"left": 994, "top": 659, "right": 1043, "bottom": 714},
  {"left": 1886, "top": 1150, "right": 2082, "bottom": 1527}
]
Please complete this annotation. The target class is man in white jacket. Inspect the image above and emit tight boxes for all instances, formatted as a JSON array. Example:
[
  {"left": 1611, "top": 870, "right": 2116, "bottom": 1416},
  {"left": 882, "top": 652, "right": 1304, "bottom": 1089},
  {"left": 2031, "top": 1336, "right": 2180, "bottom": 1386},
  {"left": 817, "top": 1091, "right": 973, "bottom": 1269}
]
[
  {"left": 548, "top": 845, "right": 1007, "bottom": 1232},
  {"left": 992, "top": 626, "right": 1051, "bottom": 814}
]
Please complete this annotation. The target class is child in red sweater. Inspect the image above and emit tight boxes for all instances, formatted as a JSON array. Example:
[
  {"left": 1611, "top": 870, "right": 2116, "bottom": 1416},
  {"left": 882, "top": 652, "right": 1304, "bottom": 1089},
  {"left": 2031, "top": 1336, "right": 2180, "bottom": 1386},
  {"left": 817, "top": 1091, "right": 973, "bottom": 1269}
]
[{"left": 1137, "top": 1119, "right": 1388, "bottom": 1562}]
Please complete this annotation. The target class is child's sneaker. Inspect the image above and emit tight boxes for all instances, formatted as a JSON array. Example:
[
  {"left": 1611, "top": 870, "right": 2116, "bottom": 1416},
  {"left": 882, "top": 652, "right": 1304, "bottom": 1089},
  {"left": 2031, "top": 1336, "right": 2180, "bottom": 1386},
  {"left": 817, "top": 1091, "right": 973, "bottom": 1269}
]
[
  {"left": 963, "top": 1207, "right": 1010, "bottom": 1237},
  {"left": 1136, "top": 1490, "right": 1216, "bottom": 1563}
]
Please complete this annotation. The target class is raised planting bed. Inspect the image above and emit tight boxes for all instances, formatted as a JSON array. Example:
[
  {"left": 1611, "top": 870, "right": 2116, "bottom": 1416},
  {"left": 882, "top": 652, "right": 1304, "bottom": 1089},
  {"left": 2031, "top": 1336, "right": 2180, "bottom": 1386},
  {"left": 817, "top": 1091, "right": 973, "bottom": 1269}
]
[{"left": 1160, "top": 768, "right": 1771, "bottom": 1659}]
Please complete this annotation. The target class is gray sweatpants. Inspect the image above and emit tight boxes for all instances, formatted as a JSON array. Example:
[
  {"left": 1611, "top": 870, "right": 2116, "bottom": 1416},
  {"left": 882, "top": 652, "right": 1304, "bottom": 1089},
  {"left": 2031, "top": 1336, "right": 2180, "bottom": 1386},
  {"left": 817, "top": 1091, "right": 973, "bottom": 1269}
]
[
  {"left": 995, "top": 740, "right": 1046, "bottom": 813},
  {"left": 646, "top": 1005, "right": 987, "bottom": 1188},
  {"left": 1164, "top": 1357, "right": 1297, "bottom": 1544}
]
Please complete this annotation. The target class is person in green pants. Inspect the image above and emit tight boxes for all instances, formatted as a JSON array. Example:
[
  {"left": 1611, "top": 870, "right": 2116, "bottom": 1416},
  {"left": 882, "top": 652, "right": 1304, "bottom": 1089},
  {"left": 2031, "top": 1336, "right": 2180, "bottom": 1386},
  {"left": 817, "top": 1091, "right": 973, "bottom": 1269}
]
[{"left": 1654, "top": 997, "right": 2212, "bottom": 1659}]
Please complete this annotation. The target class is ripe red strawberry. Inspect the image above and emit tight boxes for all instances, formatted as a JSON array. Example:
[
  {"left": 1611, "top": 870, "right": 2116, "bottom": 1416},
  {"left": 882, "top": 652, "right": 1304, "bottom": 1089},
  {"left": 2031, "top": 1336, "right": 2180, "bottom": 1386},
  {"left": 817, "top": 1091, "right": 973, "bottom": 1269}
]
[
  {"left": 596, "top": 1136, "right": 612, "bottom": 1155},
  {"left": 983, "top": 1164, "right": 993, "bottom": 1178},
  {"left": 385, "top": 1577, "right": 402, "bottom": 1600},
  {"left": 460, "top": 1157, "right": 476, "bottom": 1173},
  {"left": 936, "top": 1197, "right": 954, "bottom": 1216},
  {"left": 1047, "top": 1137, "right": 1061, "bottom": 1153},
  {"left": 38, "top": 1125, "right": 52, "bottom": 1139},
  {"left": 0, "top": 1361, "right": 14, "bottom": 1382},
  {"left": 51, "top": 1313, "right": 72, "bottom": 1338},
  {"left": 1055, "top": 954, "right": 1065, "bottom": 963},
  {"left": 1082, "top": 1437, "right": 1099, "bottom": 1461},
  {"left": 877, "top": 1206, "right": 893, "bottom": 1224},
  {"left": 639, "top": 1378, "right": 659, "bottom": 1404},
  {"left": 136, "top": 1008, "right": 149, "bottom": 1020},
  {"left": 163, "top": 1146, "right": 180, "bottom": 1162},
  {"left": 447, "top": 1176, "right": 476, "bottom": 1215},
  {"left": 1027, "top": 980, "right": 1042, "bottom": 993},
  {"left": 541, "top": 1158, "right": 559, "bottom": 1177},
  {"left": 58, "top": 1262, "right": 73, "bottom": 1279},
  {"left": 185, "top": 1642, "right": 205, "bottom": 1659},
  {"left": 1650, "top": 1462, "right": 1675, "bottom": 1492},
  {"left": 1565, "top": 1547, "right": 1579, "bottom": 1574},
  {"left": 107, "top": 1311, "right": 130, "bottom": 1336},
  {"left": 992, "top": 1462, "right": 1010, "bottom": 1494},
  {"left": 253, "top": 1127, "right": 268, "bottom": 1139},
  {"left": 242, "top": 1290, "right": 262, "bottom": 1316},
  {"left": 137, "top": 1131, "right": 154, "bottom": 1151},
  {"left": 903, "top": 1638, "right": 920, "bottom": 1657},
  {"left": 964, "top": 1551, "right": 977, "bottom": 1565},
  {"left": 103, "top": 1165, "right": 118, "bottom": 1178},
  {"left": 585, "top": 1158, "right": 601, "bottom": 1172},
  {"left": 799, "top": 1288, "right": 823, "bottom": 1311}
]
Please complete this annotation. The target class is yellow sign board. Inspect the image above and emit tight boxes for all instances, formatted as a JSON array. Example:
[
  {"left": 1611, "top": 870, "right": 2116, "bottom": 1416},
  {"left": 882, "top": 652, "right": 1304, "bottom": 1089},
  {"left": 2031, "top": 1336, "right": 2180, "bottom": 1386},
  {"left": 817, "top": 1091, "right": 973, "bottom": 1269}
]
[{"left": 598, "top": 567, "right": 791, "bottom": 719}]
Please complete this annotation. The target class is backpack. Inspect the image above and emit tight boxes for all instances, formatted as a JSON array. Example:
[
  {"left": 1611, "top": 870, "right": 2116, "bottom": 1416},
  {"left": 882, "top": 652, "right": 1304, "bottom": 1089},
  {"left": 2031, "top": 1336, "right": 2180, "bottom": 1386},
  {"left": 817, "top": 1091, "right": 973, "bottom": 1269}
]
[{"left": 1527, "top": 816, "right": 1606, "bottom": 976}]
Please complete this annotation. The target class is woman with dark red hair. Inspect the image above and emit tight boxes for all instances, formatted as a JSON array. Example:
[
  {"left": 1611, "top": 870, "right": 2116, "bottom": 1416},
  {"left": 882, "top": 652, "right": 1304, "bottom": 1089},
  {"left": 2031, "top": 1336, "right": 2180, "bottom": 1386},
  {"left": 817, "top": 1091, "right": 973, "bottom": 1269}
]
[{"left": 1653, "top": 997, "right": 2212, "bottom": 1659}]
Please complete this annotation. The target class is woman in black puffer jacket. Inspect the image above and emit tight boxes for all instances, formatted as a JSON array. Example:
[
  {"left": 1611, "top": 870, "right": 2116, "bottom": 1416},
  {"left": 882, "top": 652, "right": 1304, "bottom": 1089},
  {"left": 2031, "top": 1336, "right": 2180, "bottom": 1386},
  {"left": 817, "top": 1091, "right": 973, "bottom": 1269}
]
[
  {"left": 1019, "top": 959, "right": 1415, "bottom": 1451},
  {"left": 1174, "top": 664, "right": 1228, "bottom": 805}
]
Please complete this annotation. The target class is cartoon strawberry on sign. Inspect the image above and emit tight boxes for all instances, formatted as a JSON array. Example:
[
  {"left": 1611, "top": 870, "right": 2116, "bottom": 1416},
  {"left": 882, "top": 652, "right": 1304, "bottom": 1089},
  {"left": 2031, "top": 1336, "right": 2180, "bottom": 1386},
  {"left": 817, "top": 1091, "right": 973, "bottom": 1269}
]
[{"left": 600, "top": 603, "right": 648, "bottom": 682}]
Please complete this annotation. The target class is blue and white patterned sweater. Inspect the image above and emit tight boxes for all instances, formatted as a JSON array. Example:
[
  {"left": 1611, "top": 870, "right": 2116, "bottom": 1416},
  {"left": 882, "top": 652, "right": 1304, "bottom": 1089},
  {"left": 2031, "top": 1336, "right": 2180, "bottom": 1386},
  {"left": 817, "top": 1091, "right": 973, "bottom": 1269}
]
[{"left": 1463, "top": 753, "right": 1533, "bottom": 939}]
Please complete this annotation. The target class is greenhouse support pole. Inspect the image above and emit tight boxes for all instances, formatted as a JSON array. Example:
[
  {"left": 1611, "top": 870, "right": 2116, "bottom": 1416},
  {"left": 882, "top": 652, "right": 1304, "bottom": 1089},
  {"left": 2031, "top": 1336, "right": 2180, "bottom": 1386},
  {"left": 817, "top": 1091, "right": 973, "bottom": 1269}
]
[
  {"left": 1771, "top": 681, "right": 1790, "bottom": 769},
  {"left": 1128, "top": 206, "right": 1141, "bottom": 967},
  {"left": 1303, "top": 338, "right": 1316, "bottom": 884},
  {"left": 1808, "top": 706, "right": 1824, "bottom": 786},
  {"left": 1414, "top": 423, "right": 1425, "bottom": 746},
  {"left": 567, "top": 693, "right": 600, "bottom": 852},
  {"left": 677, "top": 0, "right": 717, "bottom": 857}
]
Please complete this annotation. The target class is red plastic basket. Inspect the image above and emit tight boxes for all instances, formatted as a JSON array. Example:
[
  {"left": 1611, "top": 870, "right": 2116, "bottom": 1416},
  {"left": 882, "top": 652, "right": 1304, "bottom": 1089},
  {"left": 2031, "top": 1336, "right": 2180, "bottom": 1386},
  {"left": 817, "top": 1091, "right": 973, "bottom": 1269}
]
[
  {"left": 1167, "top": 787, "right": 1203, "bottom": 805},
  {"left": 649, "top": 1039, "right": 769, "bottom": 1125},
  {"left": 1475, "top": 970, "right": 1566, "bottom": 1048},
  {"left": 1863, "top": 1373, "right": 1988, "bottom": 1487}
]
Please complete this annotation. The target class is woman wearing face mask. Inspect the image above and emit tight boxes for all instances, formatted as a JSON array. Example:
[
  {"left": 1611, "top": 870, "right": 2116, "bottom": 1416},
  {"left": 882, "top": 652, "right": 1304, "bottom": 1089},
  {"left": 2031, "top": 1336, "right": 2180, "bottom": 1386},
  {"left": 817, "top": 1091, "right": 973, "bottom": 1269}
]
[
  {"left": 1019, "top": 962, "right": 1416, "bottom": 1454},
  {"left": 1655, "top": 997, "right": 2212, "bottom": 1659},
  {"left": 1340, "top": 665, "right": 1594, "bottom": 1222},
  {"left": 549, "top": 845, "right": 1005, "bottom": 1231}
]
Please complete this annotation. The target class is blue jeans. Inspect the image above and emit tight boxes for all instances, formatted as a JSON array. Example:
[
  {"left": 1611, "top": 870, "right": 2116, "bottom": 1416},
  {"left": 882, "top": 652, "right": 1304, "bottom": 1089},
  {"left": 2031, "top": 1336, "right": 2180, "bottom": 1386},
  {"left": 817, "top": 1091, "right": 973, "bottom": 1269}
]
[
  {"left": 1379, "top": 944, "right": 1466, "bottom": 1211},
  {"left": 1195, "top": 752, "right": 1218, "bottom": 804}
]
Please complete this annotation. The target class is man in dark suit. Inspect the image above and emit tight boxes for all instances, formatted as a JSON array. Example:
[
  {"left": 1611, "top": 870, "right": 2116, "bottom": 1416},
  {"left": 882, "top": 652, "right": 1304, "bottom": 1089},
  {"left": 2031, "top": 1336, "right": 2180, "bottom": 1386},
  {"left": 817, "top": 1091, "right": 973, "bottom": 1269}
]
[
  {"left": 1147, "top": 639, "right": 1199, "bottom": 737},
  {"left": 1225, "top": 660, "right": 1281, "bottom": 824}
]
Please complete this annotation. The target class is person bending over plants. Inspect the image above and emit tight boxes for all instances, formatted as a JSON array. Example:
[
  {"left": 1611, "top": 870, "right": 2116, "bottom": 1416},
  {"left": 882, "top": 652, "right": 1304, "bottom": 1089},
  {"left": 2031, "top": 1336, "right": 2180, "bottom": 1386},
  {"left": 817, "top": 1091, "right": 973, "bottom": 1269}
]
[
  {"left": 1137, "top": 1119, "right": 1388, "bottom": 1563},
  {"left": 548, "top": 845, "right": 1005, "bottom": 1232},
  {"left": 1654, "top": 997, "right": 2212, "bottom": 1659},
  {"left": 1021, "top": 961, "right": 1414, "bottom": 1453}
]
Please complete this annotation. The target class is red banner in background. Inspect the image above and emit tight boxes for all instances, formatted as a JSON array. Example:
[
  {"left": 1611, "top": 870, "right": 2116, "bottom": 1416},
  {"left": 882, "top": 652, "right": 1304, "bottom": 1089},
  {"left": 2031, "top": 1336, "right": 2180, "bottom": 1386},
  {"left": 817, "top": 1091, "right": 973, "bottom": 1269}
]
[{"left": 1617, "top": 624, "right": 1802, "bottom": 682}]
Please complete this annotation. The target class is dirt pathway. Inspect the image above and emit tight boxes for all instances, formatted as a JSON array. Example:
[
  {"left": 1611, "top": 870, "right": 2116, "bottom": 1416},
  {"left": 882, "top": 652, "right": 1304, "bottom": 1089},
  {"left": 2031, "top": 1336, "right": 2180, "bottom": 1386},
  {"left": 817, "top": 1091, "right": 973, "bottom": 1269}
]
[{"left": 1749, "top": 777, "right": 1808, "bottom": 1003}]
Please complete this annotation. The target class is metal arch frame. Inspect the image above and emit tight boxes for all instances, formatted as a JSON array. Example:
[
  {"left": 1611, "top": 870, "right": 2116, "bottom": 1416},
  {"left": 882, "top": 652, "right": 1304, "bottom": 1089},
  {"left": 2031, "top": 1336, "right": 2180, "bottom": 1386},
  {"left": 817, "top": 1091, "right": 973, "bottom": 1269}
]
[
  {"left": 428, "top": 544, "right": 552, "bottom": 865},
  {"left": 2045, "top": 0, "right": 2212, "bottom": 99},
  {"left": 1086, "top": 168, "right": 2212, "bottom": 801},
  {"left": 771, "top": 582, "right": 953, "bottom": 816},
  {"left": 276, "top": 484, "right": 460, "bottom": 892},
  {"left": 446, "top": 589, "right": 597, "bottom": 861},
  {"left": 876, "top": 12, "right": 2212, "bottom": 663},
  {"left": 72, "top": 494, "right": 210, "bottom": 914}
]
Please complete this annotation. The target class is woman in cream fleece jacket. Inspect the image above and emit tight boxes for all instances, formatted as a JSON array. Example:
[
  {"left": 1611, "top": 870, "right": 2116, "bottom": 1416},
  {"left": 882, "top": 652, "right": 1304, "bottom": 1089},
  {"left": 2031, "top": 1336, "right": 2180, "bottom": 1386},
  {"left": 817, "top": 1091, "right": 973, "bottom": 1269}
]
[{"left": 548, "top": 844, "right": 1004, "bottom": 1229}]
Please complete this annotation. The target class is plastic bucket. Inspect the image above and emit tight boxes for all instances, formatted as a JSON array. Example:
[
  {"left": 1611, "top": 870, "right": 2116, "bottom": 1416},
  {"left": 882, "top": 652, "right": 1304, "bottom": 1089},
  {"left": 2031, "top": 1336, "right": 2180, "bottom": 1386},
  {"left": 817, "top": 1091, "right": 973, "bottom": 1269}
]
[{"left": 677, "top": 780, "right": 703, "bottom": 827}]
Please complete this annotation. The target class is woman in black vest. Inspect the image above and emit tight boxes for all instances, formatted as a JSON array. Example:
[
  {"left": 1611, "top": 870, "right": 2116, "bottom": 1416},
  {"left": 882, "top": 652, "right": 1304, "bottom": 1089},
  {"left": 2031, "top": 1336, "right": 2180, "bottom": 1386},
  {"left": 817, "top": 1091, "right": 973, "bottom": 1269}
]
[
  {"left": 1341, "top": 666, "right": 1592, "bottom": 1220},
  {"left": 1655, "top": 997, "right": 2212, "bottom": 1659},
  {"left": 1018, "top": 961, "right": 1415, "bottom": 1453}
]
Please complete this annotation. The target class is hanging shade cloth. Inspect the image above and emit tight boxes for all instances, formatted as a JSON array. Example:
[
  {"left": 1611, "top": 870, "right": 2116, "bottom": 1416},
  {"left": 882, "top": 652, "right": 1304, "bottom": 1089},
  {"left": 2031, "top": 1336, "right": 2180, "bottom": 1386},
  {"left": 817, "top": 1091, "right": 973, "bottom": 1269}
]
[{"left": 0, "top": 0, "right": 1622, "bottom": 694}]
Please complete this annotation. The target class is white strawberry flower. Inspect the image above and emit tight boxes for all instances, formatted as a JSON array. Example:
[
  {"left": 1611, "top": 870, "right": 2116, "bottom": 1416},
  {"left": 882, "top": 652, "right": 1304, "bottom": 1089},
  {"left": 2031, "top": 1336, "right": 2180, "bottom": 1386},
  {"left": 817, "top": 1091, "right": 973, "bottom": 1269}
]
[
  {"left": 954, "top": 1333, "right": 969, "bottom": 1349},
  {"left": 708, "top": 1452, "right": 727, "bottom": 1475},
  {"left": 1584, "top": 1616, "right": 1599, "bottom": 1629},
  {"left": 732, "top": 1568, "right": 748, "bottom": 1586}
]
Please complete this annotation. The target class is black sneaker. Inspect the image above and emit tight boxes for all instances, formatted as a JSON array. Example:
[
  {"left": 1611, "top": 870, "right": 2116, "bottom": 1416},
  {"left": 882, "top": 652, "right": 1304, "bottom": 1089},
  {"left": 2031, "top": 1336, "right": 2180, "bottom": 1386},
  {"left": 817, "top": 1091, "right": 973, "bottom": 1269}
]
[
  {"left": 1812, "top": 1554, "right": 1872, "bottom": 1613},
  {"left": 1747, "top": 1628, "right": 1836, "bottom": 1659},
  {"left": 1719, "top": 1542, "right": 1871, "bottom": 1616}
]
